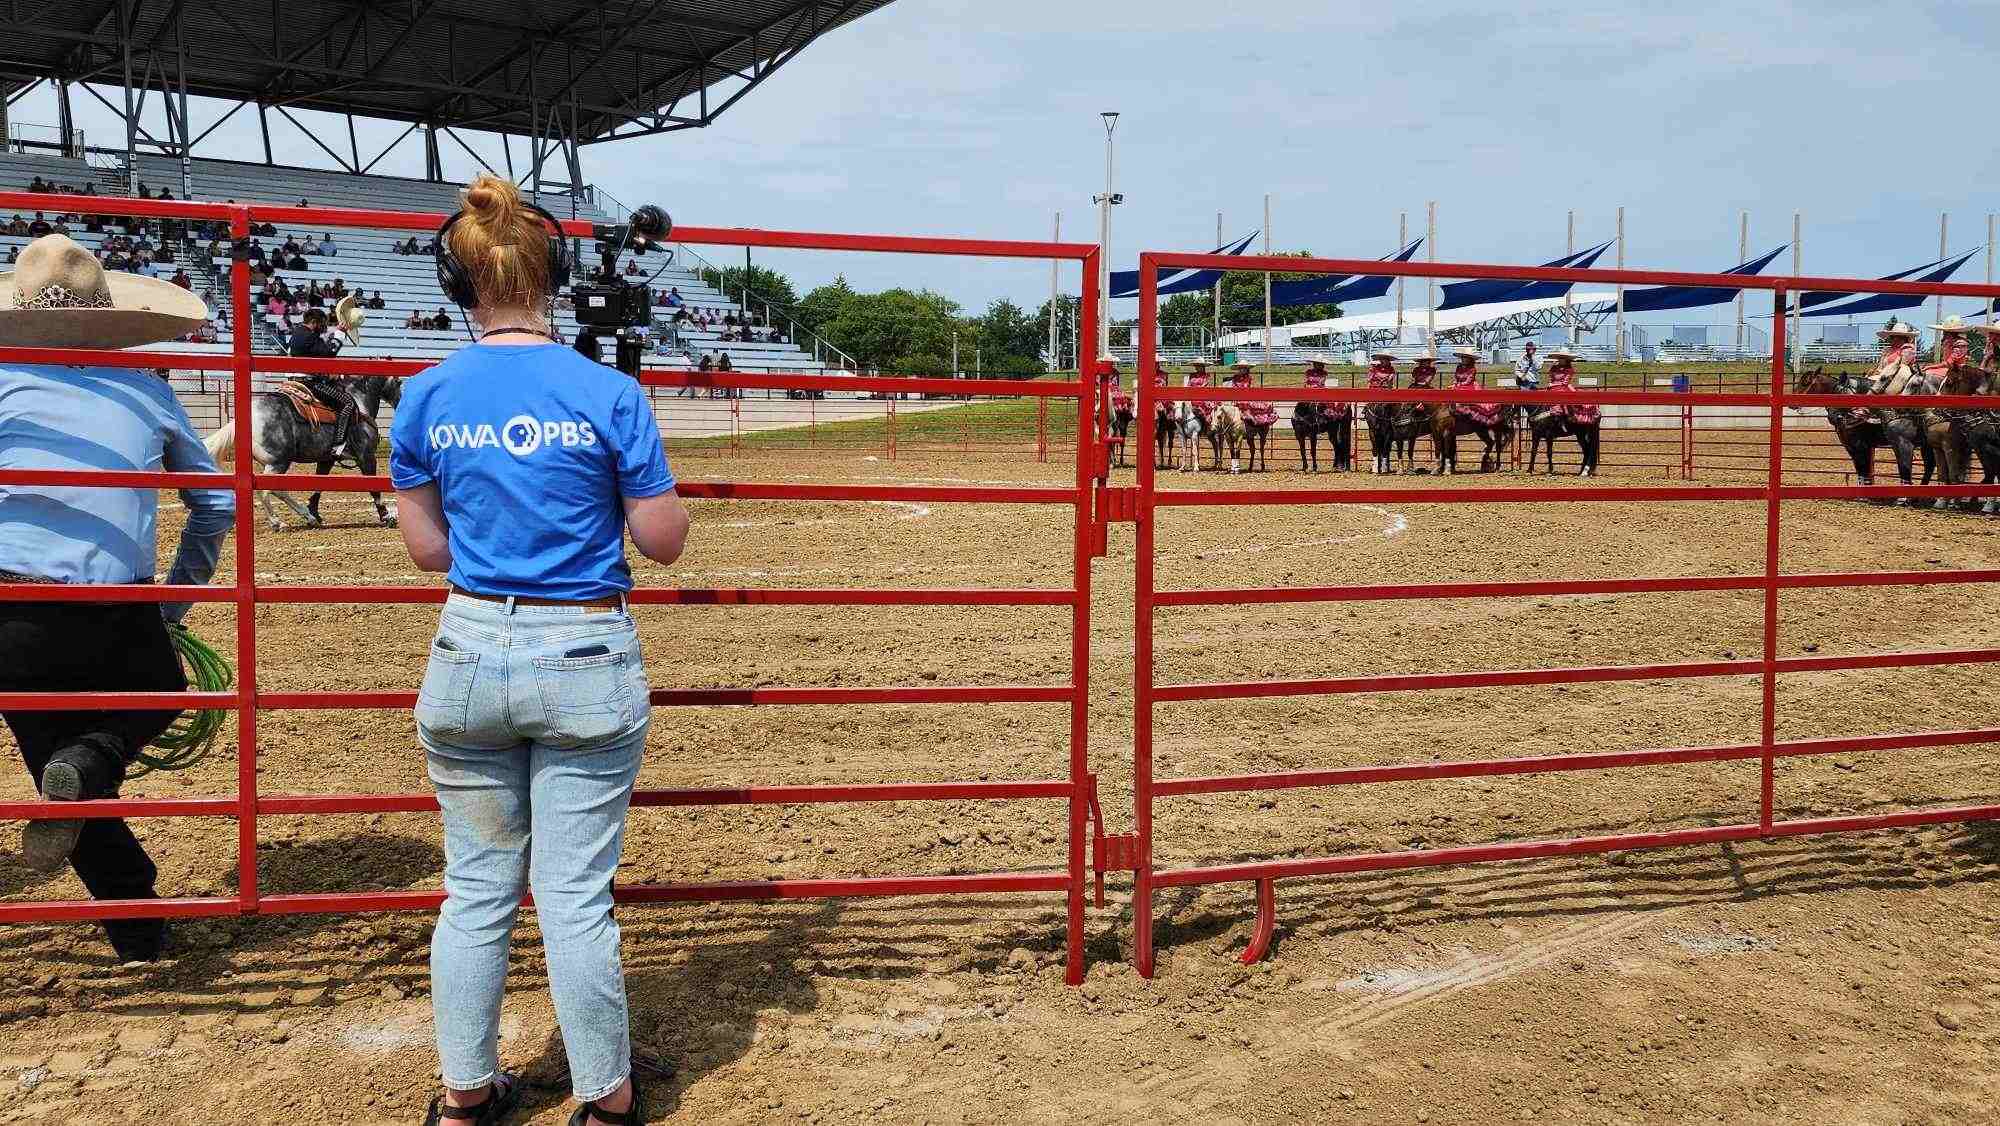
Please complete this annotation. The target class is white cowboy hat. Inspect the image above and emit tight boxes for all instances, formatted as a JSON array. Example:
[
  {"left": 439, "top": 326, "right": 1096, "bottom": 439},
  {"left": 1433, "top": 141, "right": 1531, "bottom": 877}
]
[
  {"left": 1546, "top": 347, "right": 1579, "bottom": 361},
  {"left": 1368, "top": 350, "right": 1396, "bottom": 361},
  {"left": 1188, "top": 358, "right": 1210, "bottom": 367},
  {"left": 334, "top": 293, "right": 364, "bottom": 343},
  {"left": 1231, "top": 358, "right": 1255, "bottom": 369},
  {"left": 1877, "top": 321, "right": 1919, "bottom": 340},
  {"left": 1451, "top": 345, "right": 1481, "bottom": 359},
  {"left": 1929, "top": 315, "right": 1971, "bottom": 334},
  {"left": 0, "top": 234, "right": 208, "bottom": 349}
]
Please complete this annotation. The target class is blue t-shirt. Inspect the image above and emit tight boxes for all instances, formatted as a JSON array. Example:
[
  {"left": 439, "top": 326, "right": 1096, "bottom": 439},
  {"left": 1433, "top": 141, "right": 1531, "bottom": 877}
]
[{"left": 389, "top": 343, "right": 674, "bottom": 599}]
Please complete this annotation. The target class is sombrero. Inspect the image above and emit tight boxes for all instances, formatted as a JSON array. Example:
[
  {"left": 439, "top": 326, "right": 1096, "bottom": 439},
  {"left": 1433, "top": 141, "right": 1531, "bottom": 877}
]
[
  {"left": 1546, "top": 347, "right": 1579, "bottom": 361},
  {"left": 1232, "top": 358, "right": 1254, "bottom": 369},
  {"left": 334, "top": 293, "right": 364, "bottom": 343},
  {"left": 1930, "top": 315, "right": 1971, "bottom": 335},
  {"left": 1876, "top": 321, "right": 1919, "bottom": 340},
  {"left": 1451, "top": 345, "right": 1482, "bottom": 359},
  {"left": 0, "top": 234, "right": 208, "bottom": 349},
  {"left": 1368, "top": 350, "right": 1396, "bottom": 361}
]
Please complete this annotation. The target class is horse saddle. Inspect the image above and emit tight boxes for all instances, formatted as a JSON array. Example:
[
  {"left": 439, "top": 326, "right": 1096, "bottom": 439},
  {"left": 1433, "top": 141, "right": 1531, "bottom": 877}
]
[{"left": 274, "top": 380, "right": 340, "bottom": 426}]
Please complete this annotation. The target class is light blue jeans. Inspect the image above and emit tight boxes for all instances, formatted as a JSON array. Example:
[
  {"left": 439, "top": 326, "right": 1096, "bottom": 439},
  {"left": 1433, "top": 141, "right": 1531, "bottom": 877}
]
[{"left": 417, "top": 592, "right": 650, "bottom": 1102}]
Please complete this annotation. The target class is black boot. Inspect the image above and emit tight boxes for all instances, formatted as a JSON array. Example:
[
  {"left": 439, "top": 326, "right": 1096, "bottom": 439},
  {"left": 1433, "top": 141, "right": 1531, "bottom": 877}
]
[{"left": 23, "top": 738, "right": 121, "bottom": 873}]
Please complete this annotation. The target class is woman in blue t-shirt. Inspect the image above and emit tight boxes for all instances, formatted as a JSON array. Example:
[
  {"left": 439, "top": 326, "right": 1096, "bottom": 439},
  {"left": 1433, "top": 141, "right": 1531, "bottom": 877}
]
[{"left": 390, "top": 174, "right": 689, "bottom": 1126}]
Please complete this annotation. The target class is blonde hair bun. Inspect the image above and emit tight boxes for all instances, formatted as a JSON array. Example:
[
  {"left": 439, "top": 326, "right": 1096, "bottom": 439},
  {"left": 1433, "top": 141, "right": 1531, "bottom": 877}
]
[{"left": 446, "top": 173, "right": 555, "bottom": 310}]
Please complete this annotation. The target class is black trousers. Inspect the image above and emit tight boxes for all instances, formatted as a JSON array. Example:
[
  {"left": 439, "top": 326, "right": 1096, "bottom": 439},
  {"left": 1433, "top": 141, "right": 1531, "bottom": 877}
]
[{"left": 0, "top": 600, "right": 186, "bottom": 957}]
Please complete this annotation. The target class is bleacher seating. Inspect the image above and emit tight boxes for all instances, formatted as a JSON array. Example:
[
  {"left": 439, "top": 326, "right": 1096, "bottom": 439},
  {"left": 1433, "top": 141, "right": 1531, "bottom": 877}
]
[{"left": 0, "top": 149, "right": 837, "bottom": 376}]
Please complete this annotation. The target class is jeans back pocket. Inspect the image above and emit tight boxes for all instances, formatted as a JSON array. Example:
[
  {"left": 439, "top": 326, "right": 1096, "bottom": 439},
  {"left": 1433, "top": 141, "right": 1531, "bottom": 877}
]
[
  {"left": 416, "top": 637, "right": 480, "bottom": 740},
  {"left": 531, "top": 650, "right": 637, "bottom": 748}
]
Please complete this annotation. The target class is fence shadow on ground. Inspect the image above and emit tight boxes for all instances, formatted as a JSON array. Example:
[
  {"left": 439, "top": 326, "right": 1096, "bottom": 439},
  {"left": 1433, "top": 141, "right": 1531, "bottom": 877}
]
[{"left": 1145, "top": 800, "right": 2000, "bottom": 964}]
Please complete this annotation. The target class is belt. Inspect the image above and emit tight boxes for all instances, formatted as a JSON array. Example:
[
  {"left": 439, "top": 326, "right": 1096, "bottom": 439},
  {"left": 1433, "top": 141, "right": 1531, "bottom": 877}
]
[{"left": 449, "top": 584, "right": 625, "bottom": 612}]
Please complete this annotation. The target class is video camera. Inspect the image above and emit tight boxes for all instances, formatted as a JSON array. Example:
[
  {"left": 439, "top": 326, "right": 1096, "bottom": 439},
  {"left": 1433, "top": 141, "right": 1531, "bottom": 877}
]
[{"left": 571, "top": 203, "right": 671, "bottom": 378}]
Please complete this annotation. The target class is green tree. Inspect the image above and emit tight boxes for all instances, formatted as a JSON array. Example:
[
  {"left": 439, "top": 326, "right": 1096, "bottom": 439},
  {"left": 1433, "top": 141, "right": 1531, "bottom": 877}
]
[
  {"left": 795, "top": 276, "right": 856, "bottom": 338},
  {"left": 1218, "top": 250, "right": 1342, "bottom": 329},
  {"left": 973, "top": 298, "right": 1044, "bottom": 372},
  {"left": 822, "top": 288, "right": 961, "bottom": 371},
  {"left": 1033, "top": 295, "right": 1079, "bottom": 370}
]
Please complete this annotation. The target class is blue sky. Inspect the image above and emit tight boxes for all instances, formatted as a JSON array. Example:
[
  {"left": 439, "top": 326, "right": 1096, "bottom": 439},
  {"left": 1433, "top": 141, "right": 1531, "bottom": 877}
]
[{"left": 19, "top": 0, "right": 1998, "bottom": 326}]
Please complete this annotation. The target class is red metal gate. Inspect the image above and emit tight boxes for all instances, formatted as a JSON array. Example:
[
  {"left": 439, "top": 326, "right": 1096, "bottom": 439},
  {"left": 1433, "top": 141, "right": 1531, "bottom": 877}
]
[
  {"left": 1123, "top": 248, "right": 2000, "bottom": 977},
  {"left": 0, "top": 194, "right": 1106, "bottom": 985}
]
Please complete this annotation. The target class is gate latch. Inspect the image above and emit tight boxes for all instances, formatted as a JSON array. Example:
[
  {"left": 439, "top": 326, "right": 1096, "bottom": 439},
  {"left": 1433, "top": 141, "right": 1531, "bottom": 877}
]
[
  {"left": 1095, "top": 485, "right": 1138, "bottom": 523},
  {"left": 1087, "top": 780, "right": 1140, "bottom": 906}
]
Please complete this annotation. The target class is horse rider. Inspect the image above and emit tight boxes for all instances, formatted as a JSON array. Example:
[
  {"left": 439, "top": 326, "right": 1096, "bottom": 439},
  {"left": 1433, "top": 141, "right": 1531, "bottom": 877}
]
[
  {"left": 1926, "top": 315, "right": 1974, "bottom": 382},
  {"left": 1366, "top": 350, "right": 1398, "bottom": 391},
  {"left": 1512, "top": 339, "right": 1541, "bottom": 390},
  {"left": 1869, "top": 321, "right": 1922, "bottom": 396},
  {"left": 288, "top": 305, "right": 358, "bottom": 459},
  {"left": 1545, "top": 348, "right": 1600, "bottom": 426},
  {"left": 1231, "top": 359, "right": 1278, "bottom": 431},
  {"left": 1408, "top": 354, "right": 1439, "bottom": 389},
  {"left": 1451, "top": 346, "right": 1501, "bottom": 430},
  {"left": 1185, "top": 358, "right": 1216, "bottom": 427},
  {"left": 0, "top": 234, "right": 232, "bottom": 961},
  {"left": 1100, "top": 356, "right": 1133, "bottom": 469}
]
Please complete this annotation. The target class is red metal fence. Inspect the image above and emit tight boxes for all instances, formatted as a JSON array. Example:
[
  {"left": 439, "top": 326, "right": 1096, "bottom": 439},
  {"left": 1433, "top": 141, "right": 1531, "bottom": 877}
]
[
  {"left": 1123, "top": 249, "right": 2000, "bottom": 977},
  {"left": 0, "top": 193, "right": 1106, "bottom": 985}
]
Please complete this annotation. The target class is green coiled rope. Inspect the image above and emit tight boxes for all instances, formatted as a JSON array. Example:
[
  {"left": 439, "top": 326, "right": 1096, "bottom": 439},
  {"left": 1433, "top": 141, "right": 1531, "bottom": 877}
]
[{"left": 133, "top": 622, "right": 234, "bottom": 775}]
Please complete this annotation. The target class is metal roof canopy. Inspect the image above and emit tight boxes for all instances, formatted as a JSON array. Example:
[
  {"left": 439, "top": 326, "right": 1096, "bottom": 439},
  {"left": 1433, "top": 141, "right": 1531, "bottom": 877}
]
[{"left": 0, "top": 0, "right": 893, "bottom": 187}]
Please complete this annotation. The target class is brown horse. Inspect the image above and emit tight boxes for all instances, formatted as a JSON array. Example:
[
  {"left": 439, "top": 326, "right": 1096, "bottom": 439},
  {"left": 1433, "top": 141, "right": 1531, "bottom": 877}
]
[
  {"left": 1921, "top": 362, "right": 1986, "bottom": 509},
  {"left": 1431, "top": 405, "right": 1517, "bottom": 474}
]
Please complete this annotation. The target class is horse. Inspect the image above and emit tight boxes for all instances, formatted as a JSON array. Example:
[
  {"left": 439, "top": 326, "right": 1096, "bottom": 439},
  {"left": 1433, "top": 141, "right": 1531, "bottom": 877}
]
[
  {"left": 1792, "top": 366, "right": 1928, "bottom": 502},
  {"left": 1525, "top": 407, "right": 1574, "bottom": 475},
  {"left": 1209, "top": 403, "right": 1244, "bottom": 473},
  {"left": 306, "top": 374, "right": 402, "bottom": 516},
  {"left": 1433, "top": 405, "right": 1518, "bottom": 474},
  {"left": 1293, "top": 402, "right": 1351, "bottom": 471},
  {"left": 205, "top": 379, "right": 396, "bottom": 530},
  {"left": 1919, "top": 362, "right": 1985, "bottom": 511},
  {"left": 1964, "top": 367, "right": 2000, "bottom": 514},
  {"left": 1175, "top": 402, "right": 1208, "bottom": 472},
  {"left": 1108, "top": 401, "right": 1135, "bottom": 468},
  {"left": 1154, "top": 403, "right": 1178, "bottom": 470},
  {"left": 1240, "top": 407, "right": 1275, "bottom": 473},
  {"left": 1389, "top": 404, "right": 1428, "bottom": 473},
  {"left": 1363, "top": 403, "right": 1398, "bottom": 474}
]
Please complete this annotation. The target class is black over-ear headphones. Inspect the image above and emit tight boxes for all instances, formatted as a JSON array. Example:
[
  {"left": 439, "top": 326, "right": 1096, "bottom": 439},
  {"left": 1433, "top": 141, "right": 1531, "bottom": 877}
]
[{"left": 433, "top": 199, "right": 572, "bottom": 308}]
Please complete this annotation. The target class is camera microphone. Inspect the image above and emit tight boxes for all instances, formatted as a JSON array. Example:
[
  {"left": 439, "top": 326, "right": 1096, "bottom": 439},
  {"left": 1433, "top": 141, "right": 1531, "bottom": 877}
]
[{"left": 629, "top": 205, "right": 671, "bottom": 250}]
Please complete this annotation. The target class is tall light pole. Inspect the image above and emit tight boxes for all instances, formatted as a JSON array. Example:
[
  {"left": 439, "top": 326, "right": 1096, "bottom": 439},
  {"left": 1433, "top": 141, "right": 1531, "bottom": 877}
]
[{"left": 1093, "top": 111, "right": 1121, "bottom": 361}]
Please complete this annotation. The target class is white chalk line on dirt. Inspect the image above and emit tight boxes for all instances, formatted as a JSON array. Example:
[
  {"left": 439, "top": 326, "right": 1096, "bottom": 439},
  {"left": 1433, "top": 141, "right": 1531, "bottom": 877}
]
[{"left": 1162, "top": 504, "right": 1408, "bottom": 562}]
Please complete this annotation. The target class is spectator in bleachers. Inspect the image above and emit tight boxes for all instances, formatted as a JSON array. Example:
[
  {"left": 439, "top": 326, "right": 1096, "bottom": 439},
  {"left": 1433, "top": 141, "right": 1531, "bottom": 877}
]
[
  {"left": 664, "top": 287, "right": 683, "bottom": 308},
  {"left": 27, "top": 214, "right": 52, "bottom": 238},
  {"left": 623, "top": 259, "right": 639, "bottom": 276},
  {"left": 136, "top": 182, "right": 151, "bottom": 199},
  {"left": 316, "top": 233, "right": 338, "bottom": 257},
  {"left": 297, "top": 199, "right": 309, "bottom": 208},
  {"left": 404, "top": 309, "right": 426, "bottom": 330},
  {"left": 266, "top": 292, "right": 290, "bottom": 319},
  {"left": 5, "top": 216, "right": 25, "bottom": 236},
  {"left": 51, "top": 217, "right": 71, "bottom": 236},
  {"left": 422, "top": 237, "right": 439, "bottom": 256},
  {"left": 281, "top": 235, "right": 302, "bottom": 257},
  {"left": 366, "top": 291, "right": 387, "bottom": 311},
  {"left": 429, "top": 307, "right": 452, "bottom": 331},
  {"left": 26, "top": 176, "right": 48, "bottom": 192},
  {"left": 246, "top": 239, "right": 266, "bottom": 265},
  {"left": 169, "top": 268, "right": 191, "bottom": 291},
  {"left": 4, "top": 247, "right": 15, "bottom": 265},
  {"left": 394, "top": 236, "right": 419, "bottom": 255},
  {"left": 328, "top": 278, "right": 348, "bottom": 299},
  {"left": 285, "top": 251, "right": 310, "bottom": 271},
  {"left": 303, "top": 282, "right": 324, "bottom": 309},
  {"left": 83, "top": 212, "right": 103, "bottom": 234}
]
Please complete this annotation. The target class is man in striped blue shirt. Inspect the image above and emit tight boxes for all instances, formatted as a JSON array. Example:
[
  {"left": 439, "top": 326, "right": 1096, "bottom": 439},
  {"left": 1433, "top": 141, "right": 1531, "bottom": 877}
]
[{"left": 0, "top": 235, "right": 229, "bottom": 962}]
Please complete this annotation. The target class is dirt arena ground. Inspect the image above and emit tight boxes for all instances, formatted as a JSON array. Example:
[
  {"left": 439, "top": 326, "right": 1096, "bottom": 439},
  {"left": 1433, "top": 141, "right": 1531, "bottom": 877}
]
[{"left": 2, "top": 431, "right": 1997, "bottom": 1124}]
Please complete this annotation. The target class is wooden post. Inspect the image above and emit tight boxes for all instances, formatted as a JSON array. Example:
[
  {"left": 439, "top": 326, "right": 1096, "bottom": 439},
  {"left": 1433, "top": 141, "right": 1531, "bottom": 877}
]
[
  {"left": 1037, "top": 397, "right": 1049, "bottom": 463},
  {"left": 887, "top": 396, "right": 897, "bottom": 461}
]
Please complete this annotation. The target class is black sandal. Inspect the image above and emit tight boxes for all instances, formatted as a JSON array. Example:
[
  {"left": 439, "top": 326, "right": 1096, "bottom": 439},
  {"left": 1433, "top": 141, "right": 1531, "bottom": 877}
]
[
  {"left": 422, "top": 1071, "right": 521, "bottom": 1126},
  {"left": 568, "top": 1076, "right": 643, "bottom": 1126}
]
